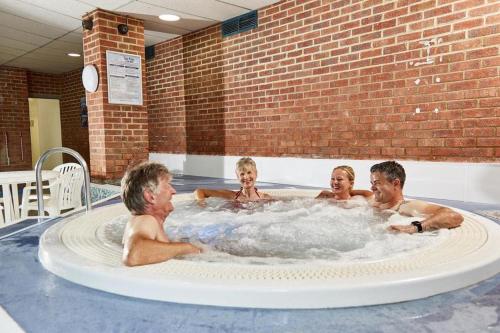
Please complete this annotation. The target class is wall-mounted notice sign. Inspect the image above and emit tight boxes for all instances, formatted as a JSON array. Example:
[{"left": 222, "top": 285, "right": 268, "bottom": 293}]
[{"left": 106, "top": 50, "right": 143, "bottom": 105}]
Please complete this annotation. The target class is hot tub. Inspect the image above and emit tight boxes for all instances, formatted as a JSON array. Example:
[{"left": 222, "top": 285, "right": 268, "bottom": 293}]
[{"left": 38, "top": 190, "right": 500, "bottom": 309}]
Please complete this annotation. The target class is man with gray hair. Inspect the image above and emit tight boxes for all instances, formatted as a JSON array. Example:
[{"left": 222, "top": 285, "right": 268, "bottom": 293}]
[
  {"left": 370, "top": 161, "right": 463, "bottom": 234},
  {"left": 121, "top": 161, "right": 200, "bottom": 266}
]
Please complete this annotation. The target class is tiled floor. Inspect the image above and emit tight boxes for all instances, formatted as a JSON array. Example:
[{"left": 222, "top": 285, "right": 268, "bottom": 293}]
[{"left": 0, "top": 175, "right": 499, "bottom": 333}]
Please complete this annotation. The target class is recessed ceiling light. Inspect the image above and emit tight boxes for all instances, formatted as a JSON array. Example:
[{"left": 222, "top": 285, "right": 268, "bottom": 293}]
[
  {"left": 159, "top": 14, "right": 180, "bottom": 21},
  {"left": 67, "top": 53, "right": 81, "bottom": 57}
]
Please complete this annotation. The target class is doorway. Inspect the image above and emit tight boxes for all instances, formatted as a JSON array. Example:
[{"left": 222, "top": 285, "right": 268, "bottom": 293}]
[{"left": 29, "top": 98, "right": 62, "bottom": 169}]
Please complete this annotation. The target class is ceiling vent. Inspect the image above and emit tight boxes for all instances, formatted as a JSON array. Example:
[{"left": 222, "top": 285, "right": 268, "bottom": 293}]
[{"left": 222, "top": 10, "right": 258, "bottom": 38}]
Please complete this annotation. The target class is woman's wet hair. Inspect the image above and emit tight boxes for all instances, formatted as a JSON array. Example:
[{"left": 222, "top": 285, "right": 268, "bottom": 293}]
[
  {"left": 236, "top": 157, "right": 257, "bottom": 172},
  {"left": 121, "top": 161, "right": 171, "bottom": 215},
  {"left": 333, "top": 165, "right": 355, "bottom": 183},
  {"left": 370, "top": 160, "right": 406, "bottom": 188}
]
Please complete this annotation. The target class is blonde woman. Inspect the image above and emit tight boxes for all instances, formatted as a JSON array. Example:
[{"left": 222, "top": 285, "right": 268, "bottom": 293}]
[
  {"left": 194, "top": 157, "right": 271, "bottom": 204},
  {"left": 316, "top": 165, "right": 371, "bottom": 200}
]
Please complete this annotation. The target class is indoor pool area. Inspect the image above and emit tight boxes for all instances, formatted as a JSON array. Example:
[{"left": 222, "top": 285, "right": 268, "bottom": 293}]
[
  {"left": 1, "top": 0, "right": 500, "bottom": 332},
  {"left": 1, "top": 175, "right": 500, "bottom": 332}
]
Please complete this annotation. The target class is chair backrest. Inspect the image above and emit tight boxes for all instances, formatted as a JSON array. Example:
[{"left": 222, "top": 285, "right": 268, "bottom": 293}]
[
  {"left": 53, "top": 163, "right": 81, "bottom": 175},
  {"left": 57, "top": 167, "right": 84, "bottom": 210}
]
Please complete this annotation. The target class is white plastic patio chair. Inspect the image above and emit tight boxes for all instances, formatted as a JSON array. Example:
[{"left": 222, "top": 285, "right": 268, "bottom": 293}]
[
  {"left": 24, "top": 163, "right": 84, "bottom": 210},
  {"left": 53, "top": 163, "right": 83, "bottom": 208},
  {"left": 24, "top": 163, "right": 81, "bottom": 197},
  {"left": 54, "top": 163, "right": 84, "bottom": 210},
  {"left": 20, "top": 167, "right": 84, "bottom": 218}
]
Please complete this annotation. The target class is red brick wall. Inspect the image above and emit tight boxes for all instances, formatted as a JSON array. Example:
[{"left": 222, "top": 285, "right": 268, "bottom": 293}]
[
  {"left": 0, "top": 66, "right": 31, "bottom": 170},
  {"left": 27, "top": 71, "right": 61, "bottom": 97},
  {"left": 59, "top": 69, "right": 89, "bottom": 164},
  {"left": 83, "top": 9, "right": 148, "bottom": 180},
  {"left": 147, "top": 38, "right": 187, "bottom": 153},
  {"left": 147, "top": 0, "right": 500, "bottom": 162}
]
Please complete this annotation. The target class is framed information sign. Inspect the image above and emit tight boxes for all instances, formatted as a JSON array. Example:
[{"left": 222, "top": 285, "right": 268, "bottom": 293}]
[{"left": 106, "top": 50, "right": 143, "bottom": 105}]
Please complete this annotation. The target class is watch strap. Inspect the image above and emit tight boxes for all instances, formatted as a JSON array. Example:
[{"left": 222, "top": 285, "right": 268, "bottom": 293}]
[{"left": 411, "top": 221, "right": 423, "bottom": 233}]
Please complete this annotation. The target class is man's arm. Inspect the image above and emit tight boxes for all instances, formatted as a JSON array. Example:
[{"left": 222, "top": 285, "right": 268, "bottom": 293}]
[
  {"left": 389, "top": 200, "right": 463, "bottom": 234},
  {"left": 350, "top": 189, "right": 373, "bottom": 198},
  {"left": 124, "top": 236, "right": 200, "bottom": 267},
  {"left": 123, "top": 217, "right": 200, "bottom": 266}
]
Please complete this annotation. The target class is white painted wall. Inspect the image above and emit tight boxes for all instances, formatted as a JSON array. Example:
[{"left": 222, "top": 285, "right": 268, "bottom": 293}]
[{"left": 150, "top": 153, "right": 500, "bottom": 204}]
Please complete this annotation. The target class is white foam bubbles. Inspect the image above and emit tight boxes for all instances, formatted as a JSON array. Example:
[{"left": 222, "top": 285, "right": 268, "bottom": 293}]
[{"left": 165, "top": 197, "right": 448, "bottom": 264}]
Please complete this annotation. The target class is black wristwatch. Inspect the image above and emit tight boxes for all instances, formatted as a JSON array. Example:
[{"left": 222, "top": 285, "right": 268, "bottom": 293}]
[{"left": 411, "top": 221, "right": 423, "bottom": 233}]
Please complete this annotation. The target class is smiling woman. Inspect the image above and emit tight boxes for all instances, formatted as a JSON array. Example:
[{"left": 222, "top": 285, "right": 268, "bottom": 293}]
[
  {"left": 316, "top": 165, "right": 355, "bottom": 200},
  {"left": 193, "top": 157, "right": 272, "bottom": 204},
  {"left": 315, "top": 165, "right": 371, "bottom": 201}
]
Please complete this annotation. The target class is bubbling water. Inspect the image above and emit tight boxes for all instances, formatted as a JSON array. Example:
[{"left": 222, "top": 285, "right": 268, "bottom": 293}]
[{"left": 165, "top": 197, "right": 448, "bottom": 264}]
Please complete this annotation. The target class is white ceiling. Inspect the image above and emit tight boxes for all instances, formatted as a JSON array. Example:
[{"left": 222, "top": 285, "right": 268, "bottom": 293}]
[{"left": 0, "top": 0, "right": 281, "bottom": 74}]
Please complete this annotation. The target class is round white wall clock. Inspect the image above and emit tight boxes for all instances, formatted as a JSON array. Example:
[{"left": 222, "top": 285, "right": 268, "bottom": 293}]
[{"left": 82, "top": 64, "right": 99, "bottom": 92}]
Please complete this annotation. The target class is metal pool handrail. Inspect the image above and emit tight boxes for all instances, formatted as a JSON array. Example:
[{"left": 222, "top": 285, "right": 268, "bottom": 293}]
[{"left": 35, "top": 147, "right": 92, "bottom": 219}]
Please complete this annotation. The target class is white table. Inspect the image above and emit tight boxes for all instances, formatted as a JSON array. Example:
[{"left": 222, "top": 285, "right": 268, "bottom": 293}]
[{"left": 0, "top": 170, "right": 60, "bottom": 226}]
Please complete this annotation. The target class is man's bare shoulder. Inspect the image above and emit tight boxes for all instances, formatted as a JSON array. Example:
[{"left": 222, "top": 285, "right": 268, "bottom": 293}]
[{"left": 126, "top": 214, "right": 163, "bottom": 241}]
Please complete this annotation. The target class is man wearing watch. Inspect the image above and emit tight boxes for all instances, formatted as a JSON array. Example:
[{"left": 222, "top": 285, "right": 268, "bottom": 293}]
[{"left": 368, "top": 161, "right": 463, "bottom": 234}]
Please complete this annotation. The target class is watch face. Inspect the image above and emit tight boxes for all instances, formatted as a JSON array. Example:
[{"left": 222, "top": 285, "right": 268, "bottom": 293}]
[{"left": 82, "top": 64, "right": 99, "bottom": 92}]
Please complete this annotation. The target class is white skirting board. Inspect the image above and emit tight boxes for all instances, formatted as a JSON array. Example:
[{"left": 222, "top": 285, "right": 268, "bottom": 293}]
[{"left": 150, "top": 153, "right": 500, "bottom": 205}]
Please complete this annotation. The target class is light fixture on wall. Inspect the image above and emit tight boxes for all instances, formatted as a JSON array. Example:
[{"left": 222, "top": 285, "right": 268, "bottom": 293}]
[
  {"left": 82, "top": 64, "right": 99, "bottom": 93},
  {"left": 117, "top": 23, "right": 128, "bottom": 34},
  {"left": 159, "top": 14, "right": 180, "bottom": 21},
  {"left": 67, "top": 53, "right": 81, "bottom": 57},
  {"left": 117, "top": 16, "right": 129, "bottom": 35}
]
